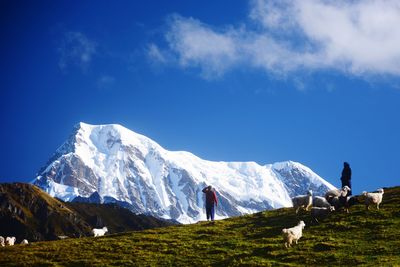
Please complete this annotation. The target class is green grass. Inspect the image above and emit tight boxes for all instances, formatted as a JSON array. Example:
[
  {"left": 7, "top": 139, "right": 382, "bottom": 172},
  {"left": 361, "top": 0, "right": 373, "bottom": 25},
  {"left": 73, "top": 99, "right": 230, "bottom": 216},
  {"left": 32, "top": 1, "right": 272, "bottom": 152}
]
[{"left": 1, "top": 186, "right": 400, "bottom": 266}]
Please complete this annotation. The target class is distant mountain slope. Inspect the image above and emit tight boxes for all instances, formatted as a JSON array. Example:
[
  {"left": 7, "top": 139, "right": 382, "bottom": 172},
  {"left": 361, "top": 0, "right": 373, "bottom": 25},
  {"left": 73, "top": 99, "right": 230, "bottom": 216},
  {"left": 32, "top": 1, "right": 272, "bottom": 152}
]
[
  {"left": 34, "top": 122, "right": 335, "bottom": 223},
  {"left": 66, "top": 201, "right": 175, "bottom": 233},
  {"left": 0, "top": 183, "right": 174, "bottom": 241},
  {"left": 1, "top": 186, "right": 399, "bottom": 266},
  {"left": 0, "top": 183, "right": 90, "bottom": 241}
]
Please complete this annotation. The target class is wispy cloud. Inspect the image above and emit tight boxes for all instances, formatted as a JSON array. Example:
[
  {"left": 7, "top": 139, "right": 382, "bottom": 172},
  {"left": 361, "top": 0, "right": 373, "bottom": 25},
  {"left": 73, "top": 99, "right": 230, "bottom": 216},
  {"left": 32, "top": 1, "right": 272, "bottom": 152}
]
[
  {"left": 58, "top": 31, "right": 97, "bottom": 72},
  {"left": 153, "top": 0, "right": 400, "bottom": 79},
  {"left": 147, "top": 43, "right": 167, "bottom": 64},
  {"left": 165, "top": 16, "right": 240, "bottom": 78}
]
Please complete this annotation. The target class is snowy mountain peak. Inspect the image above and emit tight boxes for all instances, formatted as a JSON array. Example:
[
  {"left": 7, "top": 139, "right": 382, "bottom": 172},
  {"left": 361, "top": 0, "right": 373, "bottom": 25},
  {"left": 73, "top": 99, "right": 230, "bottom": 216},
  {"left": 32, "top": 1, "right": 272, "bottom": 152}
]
[{"left": 34, "top": 122, "right": 335, "bottom": 223}]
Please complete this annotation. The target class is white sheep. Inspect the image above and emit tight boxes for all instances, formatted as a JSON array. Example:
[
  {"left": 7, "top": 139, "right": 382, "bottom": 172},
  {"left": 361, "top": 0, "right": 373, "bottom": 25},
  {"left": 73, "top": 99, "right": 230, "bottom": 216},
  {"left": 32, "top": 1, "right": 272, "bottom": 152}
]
[
  {"left": 292, "top": 190, "right": 313, "bottom": 214},
  {"left": 325, "top": 186, "right": 351, "bottom": 200},
  {"left": 282, "top": 221, "right": 306, "bottom": 248},
  {"left": 311, "top": 206, "right": 335, "bottom": 223},
  {"left": 363, "top": 188, "right": 384, "bottom": 210},
  {"left": 92, "top": 226, "right": 108, "bottom": 237},
  {"left": 0, "top": 236, "right": 4, "bottom": 247},
  {"left": 6, "top": 237, "right": 16, "bottom": 246},
  {"left": 313, "top": 196, "right": 334, "bottom": 209},
  {"left": 20, "top": 239, "right": 29, "bottom": 245}
]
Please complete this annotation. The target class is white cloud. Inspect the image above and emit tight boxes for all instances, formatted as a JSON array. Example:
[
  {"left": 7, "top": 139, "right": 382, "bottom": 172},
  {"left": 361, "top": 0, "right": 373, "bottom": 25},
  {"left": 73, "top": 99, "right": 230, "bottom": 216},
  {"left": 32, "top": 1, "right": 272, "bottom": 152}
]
[
  {"left": 156, "top": 0, "right": 400, "bottom": 78},
  {"left": 296, "top": 0, "right": 400, "bottom": 75},
  {"left": 249, "top": 0, "right": 297, "bottom": 30},
  {"left": 165, "top": 15, "right": 240, "bottom": 78},
  {"left": 58, "top": 31, "right": 97, "bottom": 72}
]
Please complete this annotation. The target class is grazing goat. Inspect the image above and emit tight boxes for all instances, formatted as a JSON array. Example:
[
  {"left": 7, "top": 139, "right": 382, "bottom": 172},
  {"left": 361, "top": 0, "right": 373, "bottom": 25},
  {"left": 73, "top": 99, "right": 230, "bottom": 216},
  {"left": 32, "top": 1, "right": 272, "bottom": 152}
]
[
  {"left": 292, "top": 190, "right": 313, "bottom": 214},
  {"left": 282, "top": 221, "right": 306, "bottom": 248},
  {"left": 363, "top": 189, "right": 384, "bottom": 210},
  {"left": 311, "top": 206, "right": 335, "bottom": 223},
  {"left": 6, "top": 237, "right": 16, "bottom": 246},
  {"left": 20, "top": 239, "right": 29, "bottom": 245},
  {"left": 0, "top": 236, "right": 4, "bottom": 247},
  {"left": 325, "top": 186, "right": 351, "bottom": 201},
  {"left": 92, "top": 226, "right": 108, "bottom": 237}
]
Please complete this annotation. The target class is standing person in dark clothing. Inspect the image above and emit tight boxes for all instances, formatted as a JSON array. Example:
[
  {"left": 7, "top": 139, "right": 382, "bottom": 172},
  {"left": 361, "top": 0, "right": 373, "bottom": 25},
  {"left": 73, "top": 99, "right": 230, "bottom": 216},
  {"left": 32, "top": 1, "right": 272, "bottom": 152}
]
[
  {"left": 202, "top": 185, "right": 218, "bottom": 221},
  {"left": 340, "top": 162, "right": 352, "bottom": 196}
]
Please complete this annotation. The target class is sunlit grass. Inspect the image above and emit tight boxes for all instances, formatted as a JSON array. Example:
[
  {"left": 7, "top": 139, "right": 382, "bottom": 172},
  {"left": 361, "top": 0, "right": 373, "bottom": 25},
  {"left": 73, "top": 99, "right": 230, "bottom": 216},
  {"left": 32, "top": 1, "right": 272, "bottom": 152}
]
[{"left": 1, "top": 186, "right": 399, "bottom": 266}]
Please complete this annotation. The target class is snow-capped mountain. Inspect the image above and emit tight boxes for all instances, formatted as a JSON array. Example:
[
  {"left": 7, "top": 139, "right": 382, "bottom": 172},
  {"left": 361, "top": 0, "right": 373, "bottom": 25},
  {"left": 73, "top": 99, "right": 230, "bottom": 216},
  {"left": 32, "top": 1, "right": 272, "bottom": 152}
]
[{"left": 34, "top": 122, "right": 335, "bottom": 223}]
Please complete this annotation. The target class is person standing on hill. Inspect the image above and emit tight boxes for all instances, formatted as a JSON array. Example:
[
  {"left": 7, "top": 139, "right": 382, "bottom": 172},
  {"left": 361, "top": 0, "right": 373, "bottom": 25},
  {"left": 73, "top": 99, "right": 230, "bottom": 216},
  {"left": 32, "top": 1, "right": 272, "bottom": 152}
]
[
  {"left": 340, "top": 162, "right": 352, "bottom": 196},
  {"left": 202, "top": 185, "right": 218, "bottom": 222}
]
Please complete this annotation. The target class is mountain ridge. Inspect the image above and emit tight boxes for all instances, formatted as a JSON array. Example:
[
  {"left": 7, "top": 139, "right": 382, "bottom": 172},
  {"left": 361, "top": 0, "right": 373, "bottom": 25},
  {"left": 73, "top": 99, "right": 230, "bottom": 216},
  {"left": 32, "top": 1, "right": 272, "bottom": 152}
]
[{"left": 34, "top": 122, "right": 335, "bottom": 223}]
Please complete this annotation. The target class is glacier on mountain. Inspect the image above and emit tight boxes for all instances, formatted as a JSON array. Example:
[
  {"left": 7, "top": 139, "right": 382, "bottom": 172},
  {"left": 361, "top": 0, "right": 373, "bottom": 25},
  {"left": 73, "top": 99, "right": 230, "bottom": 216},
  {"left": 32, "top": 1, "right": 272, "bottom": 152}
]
[{"left": 34, "top": 122, "right": 336, "bottom": 223}]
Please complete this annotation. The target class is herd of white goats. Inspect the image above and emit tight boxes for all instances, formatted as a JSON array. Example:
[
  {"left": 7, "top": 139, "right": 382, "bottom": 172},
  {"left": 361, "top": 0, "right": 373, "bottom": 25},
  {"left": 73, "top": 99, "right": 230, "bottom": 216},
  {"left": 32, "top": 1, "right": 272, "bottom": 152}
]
[
  {"left": 282, "top": 186, "right": 385, "bottom": 248},
  {"left": 0, "top": 187, "right": 385, "bottom": 249}
]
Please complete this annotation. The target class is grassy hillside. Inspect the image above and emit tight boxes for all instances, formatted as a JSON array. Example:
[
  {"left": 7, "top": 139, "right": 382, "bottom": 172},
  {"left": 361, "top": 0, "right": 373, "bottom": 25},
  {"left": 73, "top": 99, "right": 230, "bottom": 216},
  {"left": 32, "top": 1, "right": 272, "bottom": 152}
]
[
  {"left": 0, "top": 183, "right": 173, "bottom": 241},
  {"left": 0, "top": 183, "right": 91, "bottom": 241},
  {"left": 1, "top": 186, "right": 399, "bottom": 266}
]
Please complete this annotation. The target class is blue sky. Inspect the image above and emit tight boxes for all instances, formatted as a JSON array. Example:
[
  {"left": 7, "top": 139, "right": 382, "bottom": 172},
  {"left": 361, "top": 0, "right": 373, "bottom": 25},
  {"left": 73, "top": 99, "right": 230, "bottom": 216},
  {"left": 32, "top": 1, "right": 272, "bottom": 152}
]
[{"left": 1, "top": 0, "right": 399, "bottom": 195}]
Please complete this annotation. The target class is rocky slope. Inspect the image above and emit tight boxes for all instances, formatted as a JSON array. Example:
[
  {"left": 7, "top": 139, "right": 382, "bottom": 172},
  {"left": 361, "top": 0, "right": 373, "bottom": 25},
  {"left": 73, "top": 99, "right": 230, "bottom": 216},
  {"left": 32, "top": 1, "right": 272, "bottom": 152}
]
[{"left": 0, "top": 183, "right": 174, "bottom": 241}]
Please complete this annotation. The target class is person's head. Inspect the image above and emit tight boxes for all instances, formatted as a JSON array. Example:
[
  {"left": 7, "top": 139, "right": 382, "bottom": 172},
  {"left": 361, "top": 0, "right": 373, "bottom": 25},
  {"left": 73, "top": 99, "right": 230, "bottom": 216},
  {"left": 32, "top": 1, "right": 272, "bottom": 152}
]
[
  {"left": 344, "top": 162, "right": 350, "bottom": 168},
  {"left": 207, "top": 185, "right": 212, "bottom": 190}
]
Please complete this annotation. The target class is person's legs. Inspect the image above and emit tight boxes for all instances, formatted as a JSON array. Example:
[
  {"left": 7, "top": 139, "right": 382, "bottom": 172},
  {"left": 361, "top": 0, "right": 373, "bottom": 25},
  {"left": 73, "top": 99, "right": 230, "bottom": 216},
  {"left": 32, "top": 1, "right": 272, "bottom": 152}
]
[
  {"left": 206, "top": 204, "right": 211, "bottom": 220},
  {"left": 210, "top": 205, "right": 215, "bottom": 221}
]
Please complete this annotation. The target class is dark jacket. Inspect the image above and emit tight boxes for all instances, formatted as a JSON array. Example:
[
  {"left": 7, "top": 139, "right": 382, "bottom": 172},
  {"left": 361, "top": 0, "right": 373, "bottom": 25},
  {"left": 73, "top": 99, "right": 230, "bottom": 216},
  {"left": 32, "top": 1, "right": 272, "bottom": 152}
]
[{"left": 340, "top": 163, "right": 352, "bottom": 183}]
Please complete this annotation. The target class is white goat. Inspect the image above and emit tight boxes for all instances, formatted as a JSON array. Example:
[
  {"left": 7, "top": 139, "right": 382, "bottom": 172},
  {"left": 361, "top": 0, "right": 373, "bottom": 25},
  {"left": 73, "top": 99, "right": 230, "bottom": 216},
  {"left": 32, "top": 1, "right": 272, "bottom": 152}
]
[
  {"left": 313, "top": 196, "right": 334, "bottom": 209},
  {"left": 6, "top": 237, "right": 16, "bottom": 246},
  {"left": 92, "top": 226, "right": 108, "bottom": 237},
  {"left": 0, "top": 236, "right": 4, "bottom": 247},
  {"left": 282, "top": 221, "right": 306, "bottom": 248},
  {"left": 292, "top": 190, "right": 313, "bottom": 214},
  {"left": 325, "top": 186, "right": 351, "bottom": 200},
  {"left": 20, "top": 239, "right": 29, "bottom": 245},
  {"left": 311, "top": 206, "right": 335, "bottom": 223},
  {"left": 363, "top": 188, "right": 384, "bottom": 210}
]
